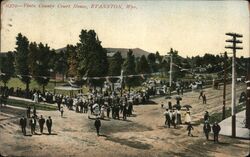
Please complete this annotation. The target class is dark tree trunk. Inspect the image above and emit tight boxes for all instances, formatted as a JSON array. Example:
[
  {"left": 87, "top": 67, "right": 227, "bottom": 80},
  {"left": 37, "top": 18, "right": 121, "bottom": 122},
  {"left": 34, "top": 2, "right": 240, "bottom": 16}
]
[
  {"left": 62, "top": 73, "right": 65, "bottom": 82},
  {"left": 26, "top": 82, "right": 29, "bottom": 91},
  {"left": 42, "top": 85, "right": 45, "bottom": 95},
  {"left": 26, "top": 83, "right": 29, "bottom": 98}
]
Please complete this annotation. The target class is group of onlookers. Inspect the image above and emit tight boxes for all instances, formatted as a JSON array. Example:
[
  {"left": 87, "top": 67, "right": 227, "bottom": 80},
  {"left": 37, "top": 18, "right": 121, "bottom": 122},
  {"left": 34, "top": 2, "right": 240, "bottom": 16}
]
[
  {"left": 163, "top": 102, "right": 221, "bottom": 143},
  {"left": 19, "top": 105, "right": 53, "bottom": 136}
]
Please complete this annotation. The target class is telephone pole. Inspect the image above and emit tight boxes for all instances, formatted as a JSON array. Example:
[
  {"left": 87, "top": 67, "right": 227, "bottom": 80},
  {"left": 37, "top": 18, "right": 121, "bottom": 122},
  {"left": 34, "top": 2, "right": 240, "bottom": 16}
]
[
  {"left": 225, "top": 32, "right": 243, "bottom": 138},
  {"left": 167, "top": 48, "right": 173, "bottom": 95},
  {"left": 120, "top": 70, "right": 123, "bottom": 97},
  {"left": 246, "top": 61, "right": 250, "bottom": 129},
  {"left": 222, "top": 52, "right": 227, "bottom": 120},
  {"left": 169, "top": 53, "right": 173, "bottom": 88}
]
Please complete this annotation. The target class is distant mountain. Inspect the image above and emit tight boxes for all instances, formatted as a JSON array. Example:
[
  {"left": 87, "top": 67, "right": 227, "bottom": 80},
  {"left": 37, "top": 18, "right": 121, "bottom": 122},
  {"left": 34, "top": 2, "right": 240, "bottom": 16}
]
[
  {"left": 55, "top": 47, "right": 67, "bottom": 53},
  {"left": 55, "top": 47, "right": 151, "bottom": 58},
  {"left": 105, "top": 48, "right": 151, "bottom": 58}
]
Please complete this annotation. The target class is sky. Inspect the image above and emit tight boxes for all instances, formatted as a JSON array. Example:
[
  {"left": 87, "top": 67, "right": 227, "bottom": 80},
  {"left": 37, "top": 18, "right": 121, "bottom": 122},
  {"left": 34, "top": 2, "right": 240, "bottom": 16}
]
[{"left": 1, "top": 0, "right": 249, "bottom": 57}]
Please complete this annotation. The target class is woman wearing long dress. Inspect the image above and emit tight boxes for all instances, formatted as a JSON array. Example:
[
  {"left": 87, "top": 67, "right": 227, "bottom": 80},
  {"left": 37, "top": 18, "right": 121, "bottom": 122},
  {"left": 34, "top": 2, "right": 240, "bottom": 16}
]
[
  {"left": 100, "top": 105, "right": 105, "bottom": 119},
  {"left": 185, "top": 111, "right": 191, "bottom": 124}
]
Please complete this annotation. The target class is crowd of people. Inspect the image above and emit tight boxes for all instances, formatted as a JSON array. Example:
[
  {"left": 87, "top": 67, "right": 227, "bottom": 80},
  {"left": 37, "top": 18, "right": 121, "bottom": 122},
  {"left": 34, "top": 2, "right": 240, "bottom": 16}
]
[
  {"left": 54, "top": 88, "right": 151, "bottom": 121},
  {"left": 162, "top": 97, "right": 221, "bottom": 143},
  {"left": 0, "top": 86, "right": 56, "bottom": 105},
  {"left": 0, "top": 78, "right": 224, "bottom": 141},
  {"left": 16, "top": 87, "right": 153, "bottom": 136}
]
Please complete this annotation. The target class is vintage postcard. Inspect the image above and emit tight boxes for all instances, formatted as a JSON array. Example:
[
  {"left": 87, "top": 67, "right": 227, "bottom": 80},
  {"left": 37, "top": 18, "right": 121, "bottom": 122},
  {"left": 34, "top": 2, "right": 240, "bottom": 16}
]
[{"left": 0, "top": 0, "right": 249, "bottom": 157}]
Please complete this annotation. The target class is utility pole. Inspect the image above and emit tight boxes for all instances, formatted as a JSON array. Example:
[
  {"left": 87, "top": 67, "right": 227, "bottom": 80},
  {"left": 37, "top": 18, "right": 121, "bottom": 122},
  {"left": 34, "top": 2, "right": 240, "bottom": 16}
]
[
  {"left": 170, "top": 53, "right": 173, "bottom": 88},
  {"left": 246, "top": 61, "right": 250, "bottom": 129},
  {"left": 120, "top": 70, "right": 123, "bottom": 97},
  {"left": 167, "top": 48, "right": 173, "bottom": 95},
  {"left": 225, "top": 32, "right": 243, "bottom": 138},
  {"left": 222, "top": 52, "right": 227, "bottom": 120}
]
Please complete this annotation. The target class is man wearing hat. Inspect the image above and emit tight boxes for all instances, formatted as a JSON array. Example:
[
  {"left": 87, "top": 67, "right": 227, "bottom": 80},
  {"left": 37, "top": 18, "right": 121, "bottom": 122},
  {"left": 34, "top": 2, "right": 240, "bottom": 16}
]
[
  {"left": 212, "top": 122, "right": 221, "bottom": 143},
  {"left": 46, "top": 116, "right": 53, "bottom": 135},
  {"left": 203, "top": 121, "right": 211, "bottom": 140},
  {"left": 204, "top": 111, "right": 210, "bottom": 122},
  {"left": 94, "top": 117, "right": 101, "bottom": 136},
  {"left": 19, "top": 116, "right": 27, "bottom": 135},
  {"left": 164, "top": 109, "right": 171, "bottom": 128}
]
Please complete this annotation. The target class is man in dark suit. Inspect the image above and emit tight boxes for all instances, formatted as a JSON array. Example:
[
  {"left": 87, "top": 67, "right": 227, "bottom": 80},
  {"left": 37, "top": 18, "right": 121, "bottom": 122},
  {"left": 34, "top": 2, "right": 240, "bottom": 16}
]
[
  {"left": 94, "top": 118, "right": 101, "bottom": 136},
  {"left": 164, "top": 109, "right": 171, "bottom": 128},
  {"left": 30, "top": 116, "right": 36, "bottom": 135},
  {"left": 56, "top": 97, "right": 62, "bottom": 111},
  {"left": 203, "top": 121, "right": 211, "bottom": 140},
  {"left": 46, "top": 116, "right": 53, "bottom": 135},
  {"left": 202, "top": 94, "right": 207, "bottom": 104},
  {"left": 171, "top": 110, "right": 176, "bottom": 128},
  {"left": 204, "top": 111, "right": 210, "bottom": 122},
  {"left": 212, "top": 122, "right": 221, "bottom": 143},
  {"left": 38, "top": 115, "right": 45, "bottom": 134},
  {"left": 19, "top": 116, "right": 27, "bottom": 135}
]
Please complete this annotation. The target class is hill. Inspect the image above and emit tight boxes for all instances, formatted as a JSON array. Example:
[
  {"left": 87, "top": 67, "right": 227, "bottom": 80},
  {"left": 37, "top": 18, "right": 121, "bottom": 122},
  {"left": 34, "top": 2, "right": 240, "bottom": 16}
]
[
  {"left": 55, "top": 47, "right": 151, "bottom": 58},
  {"left": 105, "top": 48, "right": 151, "bottom": 58}
]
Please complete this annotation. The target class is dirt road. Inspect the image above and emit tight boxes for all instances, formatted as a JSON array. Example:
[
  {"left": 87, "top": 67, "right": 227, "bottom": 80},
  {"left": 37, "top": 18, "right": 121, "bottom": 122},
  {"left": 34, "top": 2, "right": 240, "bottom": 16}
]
[{"left": 0, "top": 84, "right": 249, "bottom": 157}]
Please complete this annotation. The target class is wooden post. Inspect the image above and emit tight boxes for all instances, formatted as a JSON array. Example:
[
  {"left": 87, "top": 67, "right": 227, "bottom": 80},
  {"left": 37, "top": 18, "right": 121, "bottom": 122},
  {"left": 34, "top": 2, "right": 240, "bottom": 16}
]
[
  {"left": 225, "top": 32, "right": 243, "bottom": 138},
  {"left": 222, "top": 52, "right": 227, "bottom": 120},
  {"left": 246, "top": 61, "right": 250, "bottom": 129}
]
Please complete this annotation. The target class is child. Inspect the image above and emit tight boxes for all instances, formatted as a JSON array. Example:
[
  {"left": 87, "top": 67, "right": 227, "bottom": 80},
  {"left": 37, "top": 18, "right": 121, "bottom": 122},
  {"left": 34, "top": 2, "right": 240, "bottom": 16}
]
[{"left": 187, "top": 123, "right": 194, "bottom": 136}]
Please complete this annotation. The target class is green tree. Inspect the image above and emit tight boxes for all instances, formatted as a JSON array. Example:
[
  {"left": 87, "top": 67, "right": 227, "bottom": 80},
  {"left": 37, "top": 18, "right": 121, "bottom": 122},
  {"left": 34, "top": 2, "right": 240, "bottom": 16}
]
[
  {"left": 77, "top": 30, "right": 108, "bottom": 87},
  {"left": 30, "top": 42, "right": 52, "bottom": 93},
  {"left": 54, "top": 50, "right": 68, "bottom": 81},
  {"left": 15, "top": 33, "right": 31, "bottom": 91},
  {"left": 123, "top": 49, "right": 139, "bottom": 92},
  {"left": 0, "top": 52, "right": 15, "bottom": 86},
  {"left": 137, "top": 55, "right": 151, "bottom": 74},
  {"left": 155, "top": 51, "right": 162, "bottom": 63},
  {"left": 66, "top": 45, "right": 78, "bottom": 77},
  {"left": 169, "top": 48, "right": 185, "bottom": 80},
  {"left": 147, "top": 53, "right": 157, "bottom": 72},
  {"left": 108, "top": 51, "right": 123, "bottom": 82},
  {"left": 155, "top": 51, "right": 164, "bottom": 74},
  {"left": 29, "top": 42, "right": 39, "bottom": 77}
]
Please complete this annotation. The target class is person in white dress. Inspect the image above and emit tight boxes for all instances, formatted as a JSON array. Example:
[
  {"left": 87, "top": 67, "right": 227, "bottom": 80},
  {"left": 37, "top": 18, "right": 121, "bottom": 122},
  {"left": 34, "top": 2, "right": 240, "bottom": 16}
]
[{"left": 185, "top": 111, "right": 191, "bottom": 124}]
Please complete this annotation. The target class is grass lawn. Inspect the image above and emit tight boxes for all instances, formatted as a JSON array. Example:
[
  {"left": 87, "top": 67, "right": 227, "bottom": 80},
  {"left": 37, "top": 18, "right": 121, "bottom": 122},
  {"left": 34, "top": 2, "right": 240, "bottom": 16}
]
[
  {"left": 5, "top": 98, "right": 57, "bottom": 111},
  {"left": 0, "top": 78, "right": 63, "bottom": 92},
  {"left": 0, "top": 78, "right": 89, "bottom": 95}
]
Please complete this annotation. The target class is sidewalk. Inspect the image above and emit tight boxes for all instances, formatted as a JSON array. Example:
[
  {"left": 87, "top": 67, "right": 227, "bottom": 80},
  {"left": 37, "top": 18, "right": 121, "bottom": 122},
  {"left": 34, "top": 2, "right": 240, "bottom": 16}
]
[
  {"left": 9, "top": 96, "right": 34, "bottom": 103},
  {"left": 8, "top": 96, "right": 57, "bottom": 106},
  {"left": 219, "top": 110, "right": 249, "bottom": 139}
]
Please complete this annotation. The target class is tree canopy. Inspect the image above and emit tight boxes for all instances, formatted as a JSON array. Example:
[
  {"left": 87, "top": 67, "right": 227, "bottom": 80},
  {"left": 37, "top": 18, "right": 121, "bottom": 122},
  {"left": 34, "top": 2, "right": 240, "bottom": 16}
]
[
  {"left": 0, "top": 52, "right": 15, "bottom": 86},
  {"left": 15, "top": 33, "right": 31, "bottom": 90}
]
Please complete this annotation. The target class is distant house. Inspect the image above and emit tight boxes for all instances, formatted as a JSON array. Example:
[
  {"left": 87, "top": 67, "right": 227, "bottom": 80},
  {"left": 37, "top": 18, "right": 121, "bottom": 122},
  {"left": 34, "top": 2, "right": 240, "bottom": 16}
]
[{"left": 106, "top": 52, "right": 116, "bottom": 57}]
